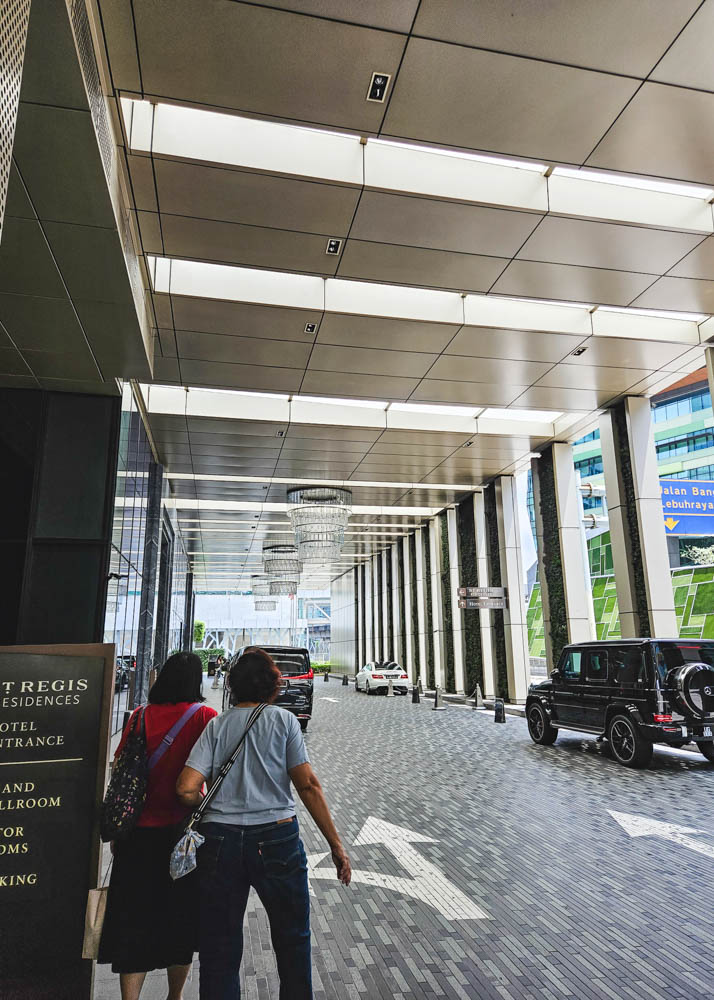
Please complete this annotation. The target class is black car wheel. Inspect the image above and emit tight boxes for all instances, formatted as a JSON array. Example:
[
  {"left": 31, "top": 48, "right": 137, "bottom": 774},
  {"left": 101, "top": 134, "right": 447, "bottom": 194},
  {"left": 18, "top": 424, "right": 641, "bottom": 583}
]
[
  {"left": 698, "top": 741, "right": 714, "bottom": 762},
  {"left": 527, "top": 702, "right": 558, "bottom": 745},
  {"left": 299, "top": 719, "right": 309, "bottom": 732},
  {"left": 608, "top": 714, "right": 653, "bottom": 768},
  {"left": 366, "top": 681, "right": 373, "bottom": 696}
]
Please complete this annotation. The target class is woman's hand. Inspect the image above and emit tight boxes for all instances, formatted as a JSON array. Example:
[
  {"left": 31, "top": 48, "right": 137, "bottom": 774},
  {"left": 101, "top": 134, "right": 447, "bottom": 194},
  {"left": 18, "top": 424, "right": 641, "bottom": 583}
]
[{"left": 331, "top": 844, "right": 351, "bottom": 885}]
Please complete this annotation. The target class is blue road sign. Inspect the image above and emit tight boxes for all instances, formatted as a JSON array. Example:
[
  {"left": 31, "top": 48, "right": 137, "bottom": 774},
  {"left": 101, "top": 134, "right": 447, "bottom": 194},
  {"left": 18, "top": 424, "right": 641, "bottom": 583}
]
[{"left": 660, "top": 479, "right": 714, "bottom": 536}]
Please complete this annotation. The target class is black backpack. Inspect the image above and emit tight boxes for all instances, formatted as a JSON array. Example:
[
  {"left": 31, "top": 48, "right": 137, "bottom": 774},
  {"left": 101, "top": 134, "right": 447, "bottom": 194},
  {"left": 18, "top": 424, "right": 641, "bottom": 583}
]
[{"left": 100, "top": 709, "right": 149, "bottom": 842}]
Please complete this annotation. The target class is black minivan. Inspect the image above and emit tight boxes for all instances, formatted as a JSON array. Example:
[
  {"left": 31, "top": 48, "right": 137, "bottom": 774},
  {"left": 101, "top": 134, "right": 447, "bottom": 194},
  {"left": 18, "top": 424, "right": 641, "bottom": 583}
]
[
  {"left": 526, "top": 639, "right": 714, "bottom": 768},
  {"left": 224, "top": 646, "right": 314, "bottom": 730}
]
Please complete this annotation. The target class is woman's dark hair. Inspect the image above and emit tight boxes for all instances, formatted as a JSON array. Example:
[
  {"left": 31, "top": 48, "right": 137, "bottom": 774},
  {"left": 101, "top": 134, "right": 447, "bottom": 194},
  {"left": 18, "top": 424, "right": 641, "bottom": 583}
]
[
  {"left": 228, "top": 647, "right": 281, "bottom": 706},
  {"left": 148, "top": 652, "right": 205, "bottom": 705}
]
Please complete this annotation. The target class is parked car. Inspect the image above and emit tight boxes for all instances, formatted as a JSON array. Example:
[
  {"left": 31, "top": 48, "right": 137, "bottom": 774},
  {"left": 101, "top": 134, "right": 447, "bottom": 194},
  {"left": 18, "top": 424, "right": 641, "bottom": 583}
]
[
  {"left": 526, "top": 639, "right": 714, "bottom": 768},
  {"left": 224, "top": 646, "right": 314, "bottom": 730},
  {"left": 355, "top": 661, "right": 409, "bottom": 695},
  {"left": 114, "top": 655, "right": 134, "bottom": 692}
]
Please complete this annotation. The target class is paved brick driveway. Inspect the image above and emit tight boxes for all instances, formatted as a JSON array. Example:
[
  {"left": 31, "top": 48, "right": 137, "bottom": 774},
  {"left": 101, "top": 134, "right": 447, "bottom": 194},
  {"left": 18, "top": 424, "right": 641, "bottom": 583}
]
[{"left": 96, "top": 679, "right": 714, "bottom": 999}]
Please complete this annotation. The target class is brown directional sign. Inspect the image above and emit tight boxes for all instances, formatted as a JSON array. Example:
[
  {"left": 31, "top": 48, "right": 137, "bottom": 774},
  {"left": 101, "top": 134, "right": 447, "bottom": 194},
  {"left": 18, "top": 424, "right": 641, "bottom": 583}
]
[
  {"left": 458, "top": 587, "right": 506, "bottom": 599},
  {"left": 458, "top": 597, "right": 508, "bottom": 610}
]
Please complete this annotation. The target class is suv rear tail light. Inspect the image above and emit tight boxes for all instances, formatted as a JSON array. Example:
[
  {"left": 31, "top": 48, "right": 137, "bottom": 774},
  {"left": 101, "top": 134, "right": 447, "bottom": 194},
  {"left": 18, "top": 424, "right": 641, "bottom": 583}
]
[
  {"left": 653, "top": 713, "right": 673, "bottom": 723},
  {"left": 372, "top": 674, "right": 384, "bottom": 679},
  {"left": 284, "top": 669, "right": 313, "bottom": 680}
]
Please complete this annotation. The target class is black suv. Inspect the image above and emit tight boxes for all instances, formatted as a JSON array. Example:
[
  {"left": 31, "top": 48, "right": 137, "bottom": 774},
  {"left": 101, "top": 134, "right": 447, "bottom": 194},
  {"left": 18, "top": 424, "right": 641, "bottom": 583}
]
[
  {"left": 526, "top": 639, "right": 714, "bottom": 768},
  {"left": 224, "top": 646, "right": 314, "bottom": 730}
]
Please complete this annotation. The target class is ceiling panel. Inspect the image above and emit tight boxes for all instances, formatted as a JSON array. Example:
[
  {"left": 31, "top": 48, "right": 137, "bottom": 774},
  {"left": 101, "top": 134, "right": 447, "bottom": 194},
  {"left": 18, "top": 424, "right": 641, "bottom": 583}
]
[
  {"left": 154, "top": 159, "right": 360, "bottom": 236},
  {"left": 0, "top": 348, "right": 32, "bottom": 376},
  {"left": 299, "top": 370, "right": 420, "bottom": 399},
  {"left": 444, "top": 325, "right": 584, "bottom": 362},
  {"left": 513, "top": 385, "right": 612, "bottom": 410},
  {"left": 368, "top": 441, "right": 458, "bottom": 458},
  {"left": 517, "top": 216, "right": 703, "bottom": 274},
  {"left": 377, "top": 428, "right": 472, "bottom": 446},
  {"left": 135, "top": 1, "right": 406, "bottom": 131},
  {"left": 412, "top": 0, "right": 698, "bottom": 77},
  {"left": 650, "top": 0, "right": 714, "bottom": 91},
  {"left": 491, "top": 259, "right": 657, "bottom": 307},
  {"left": 160, "top": 215, "right": 339, "bottom": 275},
  {"left": 178, "top": 359, "right": 304, "bottom": 392},
  {"left": 170, "top": 296, "right": 321, "bottom": 342},
  {"left": 0, "top": 293, "right": 89, "bottom": 352},
  {"left": 573, "top": 337, "right": 690, "bottom": 370},
  {"left": 23, "top": 347, "right": 101, "bottom": 380},
  {"left": 427, "top": 354, "right": 551, "bottom": 384},
  {"left": 176, "top": 330, "right": 312, "bottom": 367},
  {"left": 382, "top": 38, "right": 638, "bottom": 163},
  {"left": 0, "top": 218, "right": 65, "bottom": 298},
  {"left": 409, "top": 379, "right": 528, "bottom": 406},
  {"left": 285, "top": 424, "right": 382, "bottom": 442},
  {"left": 630, "top": 276, "right": 714, "bottom": 313},
  {"left": 668, "top": 236, "right": 714, "bottom": 279},
  {"left": 587, "top": 83, "right": 714, "bottom": 185},
  {"left": 535, "top": 362, "right": 650, "bottom": 392},
  {"left": 242, "top": 0, "right": 419, "bottom": 31},
  {"left": 350, "top": 190, "right": 540, "bottom": 257},
  {"left": 316, "top": 313, "right": 459, "bottom": 353},
  {"left": 308, "top": 343, "right": 436, "bottom": 378},
  {"left": 338, "top": 240, "right": 506, "bottom": 292}
]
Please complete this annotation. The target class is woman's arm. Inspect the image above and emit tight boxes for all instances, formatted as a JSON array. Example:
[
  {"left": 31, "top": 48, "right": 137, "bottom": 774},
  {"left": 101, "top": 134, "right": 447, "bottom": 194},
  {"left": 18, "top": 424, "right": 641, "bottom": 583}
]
[
  {"left": 176, "top": 765, "right": 207, "bottom": 809},
  {"left": 289, "top": 762, "right": 351, "bottom": 885}
]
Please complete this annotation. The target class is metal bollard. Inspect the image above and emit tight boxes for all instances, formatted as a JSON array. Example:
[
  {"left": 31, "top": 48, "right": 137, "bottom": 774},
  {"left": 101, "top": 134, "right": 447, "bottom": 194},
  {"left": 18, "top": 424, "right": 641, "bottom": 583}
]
[
  {"left": 472, "top": 683, "right": 484, "bottom": 710},
  {"left": 342, "top": 673, "right": 349, "bottom": 686},
  {"left": 323, "top": 671, "right": 329, "bottom": 682},
  {"left": 494, "top": 697, "right": 506, "bottom": 723},
  {"left": 432, "top": 686, "right": 447, "bottom": 711},
  {"left": 411, "top": 685, "right": 420, "bottom": 704},
  {"left": 418, "top": 678, "right": 423, "bottom": 695},
  {"left": 387, "top": 678, "right": 394, "bottom": 698}
]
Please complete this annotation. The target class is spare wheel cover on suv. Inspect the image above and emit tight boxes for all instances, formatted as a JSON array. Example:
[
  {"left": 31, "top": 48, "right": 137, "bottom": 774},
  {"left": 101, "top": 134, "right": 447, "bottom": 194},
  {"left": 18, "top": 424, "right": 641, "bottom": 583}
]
[{"left": 670, "top": 662, "right": 714, "bottom": 717}]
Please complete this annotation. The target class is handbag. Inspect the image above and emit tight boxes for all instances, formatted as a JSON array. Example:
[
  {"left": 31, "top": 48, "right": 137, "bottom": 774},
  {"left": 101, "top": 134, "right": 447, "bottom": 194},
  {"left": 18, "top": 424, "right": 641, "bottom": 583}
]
[
  {"left": 100, "top": 702, "right": 203, "bottom": 842},
  {"left": 170, "top": 703, "right": 267, "bottom": 880},
  {"left": 82, "top": 860, "right": 112, "bottom": 960}
]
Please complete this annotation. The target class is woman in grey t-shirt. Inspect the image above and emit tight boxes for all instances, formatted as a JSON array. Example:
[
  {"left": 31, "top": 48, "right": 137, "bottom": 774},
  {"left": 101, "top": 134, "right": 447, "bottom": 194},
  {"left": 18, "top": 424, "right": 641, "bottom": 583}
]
[{"left": 177, "top": 647, "right": 350, "bottom": 999}]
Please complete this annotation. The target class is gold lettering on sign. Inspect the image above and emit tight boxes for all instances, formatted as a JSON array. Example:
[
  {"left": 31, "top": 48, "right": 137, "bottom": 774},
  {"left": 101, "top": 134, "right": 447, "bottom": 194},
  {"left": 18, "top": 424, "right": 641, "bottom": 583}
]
[{"left": 0, "top": 874, "right": 38, "bottom": 887}]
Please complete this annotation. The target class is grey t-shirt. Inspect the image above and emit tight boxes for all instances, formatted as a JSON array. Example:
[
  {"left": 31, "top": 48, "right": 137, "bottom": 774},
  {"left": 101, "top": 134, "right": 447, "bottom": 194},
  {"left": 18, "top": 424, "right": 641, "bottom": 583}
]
[{"left": 186, "top": 705, "right": 309, "bottom": 826}]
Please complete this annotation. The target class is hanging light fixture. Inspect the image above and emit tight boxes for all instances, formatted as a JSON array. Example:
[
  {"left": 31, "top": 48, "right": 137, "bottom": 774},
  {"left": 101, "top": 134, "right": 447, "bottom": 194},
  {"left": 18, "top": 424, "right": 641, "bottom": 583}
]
[
  {"left": 251, "top": 575, "right": 276, "bottom": 612},
  {"left": 287, "top": 487, "right": 352, "bottom": 563},
  {"left": 263, "top": 543, "right": 301, "bottom": 578},
  {"left": 269, "top": 576, "right": 298, "bottom": 596}
]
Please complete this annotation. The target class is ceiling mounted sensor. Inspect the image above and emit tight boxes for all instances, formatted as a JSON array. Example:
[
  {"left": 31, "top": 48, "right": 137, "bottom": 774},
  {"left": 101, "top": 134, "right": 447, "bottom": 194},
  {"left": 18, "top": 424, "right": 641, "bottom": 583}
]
[
  {"left": 571, "top": 346, "right": 588, "bottom": 357},
  {"left": 304, "top": 323, "right": 317, "bottom": 334},
  {"left": 325, "top": 238, "right": 342, "bottom": 255},
  {"left": 263, "top": 543, "right": 301, "bottom": 579},
  {"left": 287, "top": 487, "right": 352, "bottom": 563},
  {"left": 367, "top": 71, "right": 391, "bottom": 102}
]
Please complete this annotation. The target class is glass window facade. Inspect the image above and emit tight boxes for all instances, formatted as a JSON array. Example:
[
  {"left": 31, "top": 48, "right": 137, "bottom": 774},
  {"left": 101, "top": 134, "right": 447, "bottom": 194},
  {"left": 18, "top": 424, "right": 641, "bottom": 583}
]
[
  {"left": 653, "top": 389, "right": 711, "bottom": 422},
  {"left": 656, "top": 430, "right": 714, "bottom": 459}
]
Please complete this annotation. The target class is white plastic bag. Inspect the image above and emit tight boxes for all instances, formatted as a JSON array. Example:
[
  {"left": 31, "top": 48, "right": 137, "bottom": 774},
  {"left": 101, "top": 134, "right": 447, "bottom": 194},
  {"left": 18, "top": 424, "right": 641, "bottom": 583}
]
[{"left": 170, "top": 828, "right": 205, "bottom": 880}]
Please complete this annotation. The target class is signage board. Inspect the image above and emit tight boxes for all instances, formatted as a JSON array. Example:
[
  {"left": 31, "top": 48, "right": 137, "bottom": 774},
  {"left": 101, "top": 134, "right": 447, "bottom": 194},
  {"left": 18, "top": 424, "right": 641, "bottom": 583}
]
[
  {"left": 457, "top": 586, "right": 506, "bottom": 599},
  {"left": 0, "top": 644, "right": 113, "bottom": 1000},
  {"left": 458, "top": 597, "right": 508, "bottom": 610},
  {"left": 660, "top": 479, "right": 714, "bottom": 536}
]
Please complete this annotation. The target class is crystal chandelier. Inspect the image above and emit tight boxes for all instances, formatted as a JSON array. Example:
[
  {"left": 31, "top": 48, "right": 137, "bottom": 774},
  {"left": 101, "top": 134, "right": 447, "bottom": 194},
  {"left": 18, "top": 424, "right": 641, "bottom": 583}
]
[
  {"left": 269, "top": 576, "right": 298, "bottom": 596},
  {"left": 263, "top": 543, "right": 301, "bottom": 578},
  {"left": 254, "top": 599, "right": 277, "bottom": 611},
  {"left": 287, "top": 487, "right": 352, "bottom": 563}
]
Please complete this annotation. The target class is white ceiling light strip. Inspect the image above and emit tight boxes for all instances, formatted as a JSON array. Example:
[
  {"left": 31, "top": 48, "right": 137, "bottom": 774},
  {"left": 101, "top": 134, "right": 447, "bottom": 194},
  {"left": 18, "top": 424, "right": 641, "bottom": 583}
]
[
  {"left": 146, "top": 257, "right": 705, "bottom": 346},
  {"left": 162, "top": 498, "right": 440, "bottom": 516},
  {"left": 123, "top": 98, "right": 714, "bottom": 233},
  {"left": 165, "top": 472, "right": 479, "bottom": 491}
]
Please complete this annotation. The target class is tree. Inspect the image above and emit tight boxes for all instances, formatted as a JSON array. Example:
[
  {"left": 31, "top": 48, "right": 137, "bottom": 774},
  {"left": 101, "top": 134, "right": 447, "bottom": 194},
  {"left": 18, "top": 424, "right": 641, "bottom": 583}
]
[
  {"left": 682, "top": 544, "right": 714, "bottom": 566},
  {"left": 193, "top": 620, "right": 206, "bottom": 645}
]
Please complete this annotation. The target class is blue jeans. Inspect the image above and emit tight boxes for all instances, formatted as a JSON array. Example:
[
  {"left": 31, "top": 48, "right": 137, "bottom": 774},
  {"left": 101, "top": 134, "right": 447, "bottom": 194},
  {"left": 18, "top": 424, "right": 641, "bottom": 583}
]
[{"left": 197, "top": 817, "right": 312, "bottom": 1000}]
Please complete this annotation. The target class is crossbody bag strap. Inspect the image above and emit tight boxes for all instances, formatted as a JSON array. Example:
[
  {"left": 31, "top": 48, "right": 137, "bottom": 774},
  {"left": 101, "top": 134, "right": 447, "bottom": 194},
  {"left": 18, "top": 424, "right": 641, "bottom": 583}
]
[
  {"left": 187, "top": 702, "right": 267, "bottom": 829},
  {"left": 147, "top": 702, "right": 203, "bottom": 771}
]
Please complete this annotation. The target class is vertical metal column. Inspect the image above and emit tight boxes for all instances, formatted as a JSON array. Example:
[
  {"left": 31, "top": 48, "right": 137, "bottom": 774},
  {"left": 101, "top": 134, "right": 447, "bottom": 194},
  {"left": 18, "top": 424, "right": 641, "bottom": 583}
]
[
  {"left": 391, "top": 544, "right": 400, "bottom": 664},
  {"left": 402, "top": 535, "right": 414, "bottom": 681},
  {"left": 372, "top": 552, "right": 381, "bottom": 660},
  {"left": 600, "top": 397, "right": 677, "bottom": 637},
  {"left": 357, "top": 563, "right": 364, "bottom": 671},
  {"left": 381, "top": 549, "right": 389, "bottom": 660},
  {"left": 447, "top": 507, "right": 466, "bottom": 694},
  {"left": 428, "top": 518, "right": 444, "bottom": 689},
  {"left": 474, "top": 493, "right": 496, "bottom": 698},
  {"left": 495, "top": 476, "right": 530, "bottom": 703},
  {"left": 182, "top": 570, "right": 194, "bottom": 651},
  {"left": 364, "top": 558, "right": 373, "bottom": 662},
  {"left": 134, "top": 461, "right": 163, "bottom": 706},
  {"left": 0, "top": 0, "right": 31, "bottom": 243}
]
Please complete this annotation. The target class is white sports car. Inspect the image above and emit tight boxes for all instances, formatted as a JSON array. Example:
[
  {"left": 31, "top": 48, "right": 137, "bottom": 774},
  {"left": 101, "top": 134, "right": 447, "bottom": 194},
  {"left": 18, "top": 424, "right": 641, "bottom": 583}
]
[{"left": 356, "top": 661, "right": 409, "bottom": 695}]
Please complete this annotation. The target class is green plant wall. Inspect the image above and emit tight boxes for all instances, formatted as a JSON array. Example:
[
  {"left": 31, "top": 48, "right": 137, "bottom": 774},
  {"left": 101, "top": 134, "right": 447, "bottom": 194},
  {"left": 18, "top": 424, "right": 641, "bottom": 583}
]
[
  {"left": 439, "top": 512, "right": 456, "bottom": 692},
  {"left": 457, "top": 495, "right": 483, "bottom": 695},
  {"left": 424, "top": 531, "right": 435, "bottom": 689}
]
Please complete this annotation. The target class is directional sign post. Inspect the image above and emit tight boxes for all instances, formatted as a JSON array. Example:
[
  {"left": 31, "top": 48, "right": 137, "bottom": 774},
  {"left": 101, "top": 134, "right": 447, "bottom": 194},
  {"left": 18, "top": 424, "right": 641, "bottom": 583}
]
[
  {"left": 457, "top": 586, "right": 508, "bottom": 610},
  {"left": 660, "top": 479, "right": 714, "bottom": 536}
]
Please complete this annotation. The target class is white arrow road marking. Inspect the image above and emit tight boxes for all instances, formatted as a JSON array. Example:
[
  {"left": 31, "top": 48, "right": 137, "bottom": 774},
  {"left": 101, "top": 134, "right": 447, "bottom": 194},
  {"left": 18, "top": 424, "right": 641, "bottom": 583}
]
[
  {"left": 319, "top": 697, "right": 339, "bottom": 703},
  {"left": 307, "top": 816, "right": 487, "bottom": 920},
  {"left": 609, "top": 810, "right": 714, "bottom": 861}
]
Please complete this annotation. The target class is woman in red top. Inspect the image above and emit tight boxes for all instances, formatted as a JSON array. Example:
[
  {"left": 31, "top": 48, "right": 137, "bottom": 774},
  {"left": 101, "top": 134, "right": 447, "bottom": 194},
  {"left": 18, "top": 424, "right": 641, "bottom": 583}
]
[{"left": 99, "top": 653, "right": 217, "bottom": 1000}]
